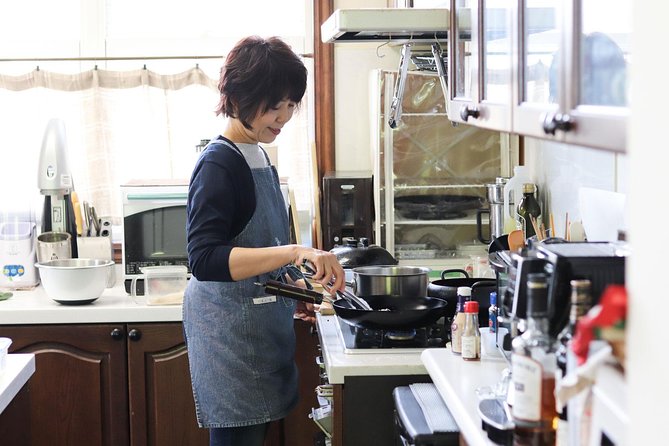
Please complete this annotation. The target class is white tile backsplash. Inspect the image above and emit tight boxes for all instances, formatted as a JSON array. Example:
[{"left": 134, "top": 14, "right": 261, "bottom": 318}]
[{"left": 523, "top": 137, "right": 627, "bottom": 239}]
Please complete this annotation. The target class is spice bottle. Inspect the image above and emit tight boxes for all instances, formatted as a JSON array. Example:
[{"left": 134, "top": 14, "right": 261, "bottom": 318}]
[
  {"left": 511, "top": 273, "right": 556, "bottom": 446},
  {"left": 516, "top": 183, "right": 542, "bottom": 240},
  {"left": 555, "top": 279, "right": 592, "bottom": 446},
  {"left": 450, "top": 286, "right": 471, "bottom": 355},
  {"left": 461, "top": 301, "right": 481, "bottom": 361}
]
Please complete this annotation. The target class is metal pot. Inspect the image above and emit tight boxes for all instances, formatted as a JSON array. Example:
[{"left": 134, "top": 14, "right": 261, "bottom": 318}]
[
  {"left": 351, "top": 265, "right": 430, "bottom": 297},
  {"left": 330, "top": 237, "right": 397, "bottom": 268},
  {"left": 426, "top": 269, "right": 496, "bottom": 325}
]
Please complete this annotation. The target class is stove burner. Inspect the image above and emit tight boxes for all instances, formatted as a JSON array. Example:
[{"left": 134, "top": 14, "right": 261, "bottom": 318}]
[
  {"left": 385, "top": 329, "right": 417, "bottom": 341},
  {"left": 338, "top": 317, "right": 447, "bottom": 351}
]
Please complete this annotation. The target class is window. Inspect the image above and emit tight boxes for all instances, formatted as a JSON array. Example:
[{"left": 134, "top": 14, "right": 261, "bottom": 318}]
[{"left": 0, "top": 1, "right": 315, "bottom": 243}]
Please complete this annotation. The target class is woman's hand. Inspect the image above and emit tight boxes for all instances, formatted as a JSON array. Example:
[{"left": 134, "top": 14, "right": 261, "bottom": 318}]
[
  {"left": 294, "top": 300, "right": 320, "bottom": 324},
  {"left": 295, "top": 248, "right": 345, "bottom": 292}
]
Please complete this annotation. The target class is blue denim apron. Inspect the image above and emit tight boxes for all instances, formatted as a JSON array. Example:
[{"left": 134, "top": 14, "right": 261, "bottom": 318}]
[{"left": 183, "top": 140, "right": 297, "bottom": 428}]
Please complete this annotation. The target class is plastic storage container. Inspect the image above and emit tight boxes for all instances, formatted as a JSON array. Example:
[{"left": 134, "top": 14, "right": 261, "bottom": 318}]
[{"left": 130, "top": 265, "right": 187, "bottom": 305}]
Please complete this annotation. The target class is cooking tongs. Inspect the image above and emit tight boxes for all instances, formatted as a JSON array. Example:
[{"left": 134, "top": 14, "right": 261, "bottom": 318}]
[
  {"left": 261, "top": 280, "right": 329, "bottom": 304},
  {"left": 388, "top": 42, "right": 413, "bottom": 129},
  {"left": 259, "top": 280, "right": 373, "bottom": 310}
]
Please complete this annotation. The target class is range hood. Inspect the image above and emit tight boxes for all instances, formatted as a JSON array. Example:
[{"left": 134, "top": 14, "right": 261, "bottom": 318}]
[{"left": 321, "top": 8, "right": 449, "bottom": 43}]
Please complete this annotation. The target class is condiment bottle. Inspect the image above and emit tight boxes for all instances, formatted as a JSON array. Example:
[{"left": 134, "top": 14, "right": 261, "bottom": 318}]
[
  {"left": 516, "top": 183, "right": 542, "bottom": 240},
  {"left": 461, "top": 301, "right": 481, "bottom": 361},
  {"left": 489, "top": 291, "right": 498, "bottom": 333},
  {"left": 511, "top": 273, "right": 556, "bottom": 446},
  {"left": 555, "top": 279, "right": 592, "bottom": 446},
  {"left": 450, "top": 286, "right": 471, "bottom": 355}
]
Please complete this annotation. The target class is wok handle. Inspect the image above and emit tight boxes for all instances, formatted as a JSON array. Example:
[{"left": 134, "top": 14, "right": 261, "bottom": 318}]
[
  {"left": 440, "top": 269, "right": 470, "bottom": 280},
  {"left": 261, "top": 280, "right": 324, "bottom": 305}
]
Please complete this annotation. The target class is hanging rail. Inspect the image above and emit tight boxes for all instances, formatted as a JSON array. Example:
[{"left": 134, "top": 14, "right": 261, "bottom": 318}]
[{"left": 0, "top": 53, "right": 314, "bottom": 63}]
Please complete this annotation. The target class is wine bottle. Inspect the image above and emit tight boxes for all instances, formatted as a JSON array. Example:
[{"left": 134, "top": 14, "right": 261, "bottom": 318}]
[
  {"left": 511, "top": 273, "right": 556, "bottom": 446},
  {"left": 555, "top": 279, "right": 592, "bottom": 446}
]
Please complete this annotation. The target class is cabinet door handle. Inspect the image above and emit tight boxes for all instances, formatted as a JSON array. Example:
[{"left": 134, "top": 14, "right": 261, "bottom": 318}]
[
  {"left": 128, "top": 328, "right": 142, "bottom": 341},
  {"left": 459, "top": 105, "right": 480, "bottom": 122},
  {"left": 110, "top": 328, "right": 124, "bottom": 340},
  {"left": 542, "top": 113, "right": 574, "bottom": 135}
]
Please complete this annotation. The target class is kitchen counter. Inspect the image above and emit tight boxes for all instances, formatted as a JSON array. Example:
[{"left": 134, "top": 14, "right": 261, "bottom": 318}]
[
  {"left": 0, "top": 265, "right": 183, "bottom": 325},
  {"left": 421, "top": 348, "right": 509, "bottom": 446},
  {"left": 316, "top": 313, "right": 427, "bottom": 384},
  {"left": 0, "top": 354, "right": 35, "bottom": 414}
]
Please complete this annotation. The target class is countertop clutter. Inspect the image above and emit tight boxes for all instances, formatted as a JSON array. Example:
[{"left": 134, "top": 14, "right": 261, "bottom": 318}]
[{"left": 0, "top": 265, "right": 183, "bottom": 325}]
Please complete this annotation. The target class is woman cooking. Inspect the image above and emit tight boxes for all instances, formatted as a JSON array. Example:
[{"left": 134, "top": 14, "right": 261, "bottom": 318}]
[{"left": 183, "top": 35, "right": 346, "bottom": 446}]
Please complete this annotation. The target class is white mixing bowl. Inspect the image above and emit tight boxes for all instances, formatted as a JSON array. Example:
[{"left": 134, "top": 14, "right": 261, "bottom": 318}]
[{"left": 36, "top": 258, "right": 114, "bottom": 305}]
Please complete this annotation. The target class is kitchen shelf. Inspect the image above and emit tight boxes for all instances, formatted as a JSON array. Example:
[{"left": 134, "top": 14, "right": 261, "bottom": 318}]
[{"left": 372, "top": 70, "right": 511, "bottom": 266}]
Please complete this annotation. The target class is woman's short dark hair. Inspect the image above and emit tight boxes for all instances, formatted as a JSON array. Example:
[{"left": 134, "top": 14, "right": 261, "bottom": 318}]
[{"left": 216, "top": 36, "right": 307, "bottom": 129}]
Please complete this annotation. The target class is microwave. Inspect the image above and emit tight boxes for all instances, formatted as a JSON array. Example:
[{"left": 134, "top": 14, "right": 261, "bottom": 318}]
[{"left": 121, "top": 182, "right": 190, "bottom": 294}]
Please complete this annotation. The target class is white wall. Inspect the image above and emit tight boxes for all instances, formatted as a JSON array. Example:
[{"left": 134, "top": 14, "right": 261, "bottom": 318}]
[
  {"left": 627, "top": 3, "right": 669, "bottom": 443},
  {"left": 333, "top": 0, "right": 400, "bottom": 172}
]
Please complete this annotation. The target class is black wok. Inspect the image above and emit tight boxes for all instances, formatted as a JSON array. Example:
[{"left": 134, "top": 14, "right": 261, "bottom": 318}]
[
  {"left": 333, "top": 295, "right": 449, "bottom": 330},
  {"left": 427, "top": 269, "right": 496, "bottom": 326}
]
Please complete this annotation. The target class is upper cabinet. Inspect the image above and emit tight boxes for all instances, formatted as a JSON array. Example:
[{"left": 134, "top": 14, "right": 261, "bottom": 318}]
[
  {"left": 446, "top": 0, "right": 631, "bottom": 152},
  {"left": 448, "top": 1, "right": 514, "bottom": 132}
]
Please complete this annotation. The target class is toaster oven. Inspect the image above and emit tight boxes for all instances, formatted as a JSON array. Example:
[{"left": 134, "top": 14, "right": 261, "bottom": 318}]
[{"left": 121, "top": 181, "right": 190, "bottom": 294}]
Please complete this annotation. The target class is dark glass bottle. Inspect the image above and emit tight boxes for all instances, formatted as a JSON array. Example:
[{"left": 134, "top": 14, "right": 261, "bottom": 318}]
[
  {"left": 555, "top": 279, "right": 592, "bottom": 446},
  {"left": 511, "top": 273, "right": 556, "bottom": 446},
  {"left": 516, "top": 183, "right": 542, "bottom": 240}
]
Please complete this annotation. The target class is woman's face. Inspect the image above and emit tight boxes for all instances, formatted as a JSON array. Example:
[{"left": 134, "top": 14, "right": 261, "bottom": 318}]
[{"left": 243, "top": 99, "right": 297, "bottom": 144}]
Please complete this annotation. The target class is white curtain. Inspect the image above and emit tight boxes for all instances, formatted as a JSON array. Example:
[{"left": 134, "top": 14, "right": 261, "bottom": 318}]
[{"left": 0, "top": 66, "right": 313, "bottom": 231}]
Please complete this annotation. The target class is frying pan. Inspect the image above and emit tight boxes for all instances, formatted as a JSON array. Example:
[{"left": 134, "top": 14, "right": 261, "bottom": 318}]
[
  {"left": 332, "top": 295, "right": 448, "bottom": 330},
  {"left": 260, "top": 280, "right": 448, "bottom": 330}
]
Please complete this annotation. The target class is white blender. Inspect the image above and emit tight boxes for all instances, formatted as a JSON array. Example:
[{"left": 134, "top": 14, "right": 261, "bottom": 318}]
[{"left": 37, "top": 119, "right": 78, "bottom": 258}]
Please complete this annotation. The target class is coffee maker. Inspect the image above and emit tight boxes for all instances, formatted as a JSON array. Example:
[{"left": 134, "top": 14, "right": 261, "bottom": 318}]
[
  {"left": 491, "top": 240, "right": 626, "bottom": 345},
  {"left": 37, "top": 119, "right": 78, "bottom": 258}
]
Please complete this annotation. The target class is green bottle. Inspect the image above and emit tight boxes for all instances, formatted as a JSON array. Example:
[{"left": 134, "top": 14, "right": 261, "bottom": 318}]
[{"left": 516, "top": 183, "right": 541, "bottom": 239}]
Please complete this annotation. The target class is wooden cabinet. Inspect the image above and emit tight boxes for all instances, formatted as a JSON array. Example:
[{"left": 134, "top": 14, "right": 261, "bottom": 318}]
[
  {"left": 0, "top": 323, "right": 206, "bottom": 446},
  {"left": 0, "top": 320, "right": 321, "bottom": 446}
]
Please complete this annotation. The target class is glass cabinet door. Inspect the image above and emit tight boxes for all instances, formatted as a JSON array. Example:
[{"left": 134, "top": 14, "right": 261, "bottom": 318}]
[
  {"left": 449, "top": 0, "right": 513, "bottom": 131},
  {"left": 562, "top": 0, "right": 631, "bottom": 152},
  {"left": 512, "top": 0, "right": 562, "bottom": 139},
  {"left": 479, "top": 0, "right": 513, "bottom": 130},
  {"left": 448, "top": 0, "right": 478, "bottom": 123}
]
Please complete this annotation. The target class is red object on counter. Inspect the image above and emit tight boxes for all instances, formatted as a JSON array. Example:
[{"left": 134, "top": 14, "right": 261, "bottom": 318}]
[{"left": 571, "top": 285, "right": 627, "bottom": 365}]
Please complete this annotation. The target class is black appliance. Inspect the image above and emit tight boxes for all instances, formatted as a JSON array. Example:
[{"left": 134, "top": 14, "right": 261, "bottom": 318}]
[
  {"left": 537, "top": 242, "right": 626, "bottom": 337},
  {"left": 336, "top": 316, "right": 448, "bottom": 352},
  {"left": 491, "top": 241, "right": 626, "bottom": 340},
  {"left": 393, "top": 385, "right": 460, "bottom": 446},
  {"left": 322, "top": 171, "right": 374, "bottom": 251}
]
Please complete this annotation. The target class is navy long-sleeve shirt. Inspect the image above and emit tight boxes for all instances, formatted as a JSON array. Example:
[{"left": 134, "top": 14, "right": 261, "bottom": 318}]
[{"left": 186, "top": 136, "right": 256, "bottom": 282}]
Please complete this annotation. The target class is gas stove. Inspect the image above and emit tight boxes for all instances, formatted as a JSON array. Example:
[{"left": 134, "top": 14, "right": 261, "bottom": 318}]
[{"left": 335, "top": 315, "right": 448, "bottom": 354}]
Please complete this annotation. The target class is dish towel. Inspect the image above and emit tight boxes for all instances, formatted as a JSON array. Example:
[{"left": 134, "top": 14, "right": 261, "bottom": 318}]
[{"left": 409, "top": 383, "right": 458, "bottom": 433}]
